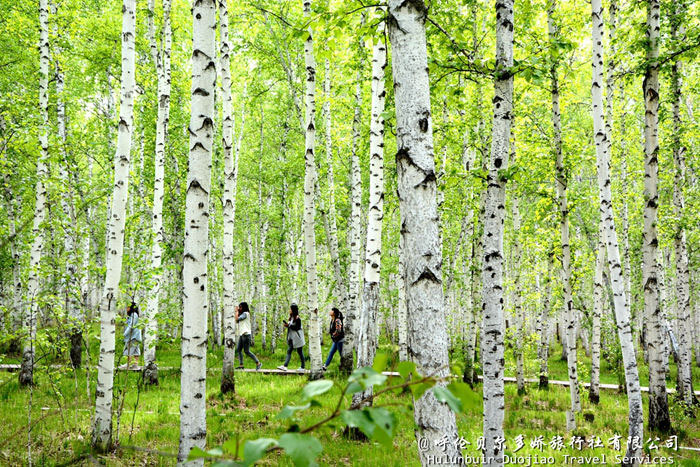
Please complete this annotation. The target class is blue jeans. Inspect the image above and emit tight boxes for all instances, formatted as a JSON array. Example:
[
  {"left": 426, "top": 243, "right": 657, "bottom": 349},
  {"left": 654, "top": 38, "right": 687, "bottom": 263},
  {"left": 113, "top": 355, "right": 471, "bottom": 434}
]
[{"left": 324, "top": 340, "right": 343, "bottom": 367}]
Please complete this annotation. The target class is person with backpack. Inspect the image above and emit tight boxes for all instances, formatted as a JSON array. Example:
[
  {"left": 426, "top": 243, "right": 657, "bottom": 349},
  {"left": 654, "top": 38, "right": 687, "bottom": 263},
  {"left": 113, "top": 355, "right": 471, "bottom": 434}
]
[
  {"left": 322, "top": 307, "right": 344, "bottom": 371},
  {"left": 122, "top": 301, "right": 142, "bottom": 368},
  {"left": 277, "top": 303, "right": 305, "bottom": 371},
  {"left": 235, "top": 302, "right": 262, "bottom": 370}
]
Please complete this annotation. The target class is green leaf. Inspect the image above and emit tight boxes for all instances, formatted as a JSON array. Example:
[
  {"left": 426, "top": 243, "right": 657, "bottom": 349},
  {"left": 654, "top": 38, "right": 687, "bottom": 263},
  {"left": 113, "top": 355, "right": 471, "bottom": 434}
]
[
  {"left": 277, "top": 403, "right": 311, "bottom": 420},
  {"left": 242, "top": 438, "right": 278, "bottom": 466},
  {"left": 397, "top": 360, "right": 417, "bottom": 380},
  {"left": 447, "top": 381, "right": 480, "bottom": 412},
  {"left": 302, "top": 380, "right": 334, "bottom": 400},
  {"left": 222, "top": 436, "right": 239, "bottom": 455},
  {"left": 187, "top": 446, "right": 209, "bottom": 461},
  {"left": 278, "top": 433, "right": 323, "bottom": 467},
  {"left": 433, "top": 386, "right": 463, "bottom": 413},
  {"left": 371, "top": 351, "right": 389, "bottom": 373},
  {"left": 410, "top": 381, "right": 434, "bottom": 400},
  {"left": 348, "top": 367, "right": 387, "bottom": 390},
  {"left": 367, "top": 407, "right": 396, "bottom": 447},
  {"left": 344, "top": 381, "right": 364, "bottom": 395},
  {"left": 341, "top": 409, "right": 375, "bottom": 437}
]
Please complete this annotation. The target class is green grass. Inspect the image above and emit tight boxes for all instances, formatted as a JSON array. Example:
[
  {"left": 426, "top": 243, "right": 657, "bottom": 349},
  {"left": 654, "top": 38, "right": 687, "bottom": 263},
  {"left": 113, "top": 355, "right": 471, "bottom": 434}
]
[{"left": 0, "top": 335, "right": 699, "bottom": 465}]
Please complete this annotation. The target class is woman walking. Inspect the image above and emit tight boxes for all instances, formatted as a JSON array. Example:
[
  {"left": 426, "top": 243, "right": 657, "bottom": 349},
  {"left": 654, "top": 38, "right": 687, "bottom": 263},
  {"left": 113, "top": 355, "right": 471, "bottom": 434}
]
[
  {"left": 235, "top": 302, "right": 262, "bottom": 370},
  {"left": 122, "top": 301, "right": 142, "bottom": 368},
  {"left": 322, "top": 307, "right": 344, "bottom": 371},
  {"left": 278, "top": 303, "right": 305, "bottom": 371}
]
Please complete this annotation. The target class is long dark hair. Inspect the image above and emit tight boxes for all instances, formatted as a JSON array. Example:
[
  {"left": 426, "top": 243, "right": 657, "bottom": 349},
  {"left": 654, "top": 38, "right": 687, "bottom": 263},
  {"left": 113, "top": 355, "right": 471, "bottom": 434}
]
[
  {"left": 331, "top": 307, "right": 343, "bottom": 321},
  {"left": 127, "top": 301, "right": 139, "bottom": 316},
  {"left": 239, "top": 302, "right": 250, "bottom": 314},
  {"left": 290, "top": 303, "right": 299, "bottom": 318}
]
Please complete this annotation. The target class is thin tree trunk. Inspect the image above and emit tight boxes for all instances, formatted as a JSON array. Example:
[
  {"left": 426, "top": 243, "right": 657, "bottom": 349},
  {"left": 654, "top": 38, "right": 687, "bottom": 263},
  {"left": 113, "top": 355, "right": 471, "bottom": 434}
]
[
  {"left": 342, "top": 13, "right": 367, "bottom": 374},
  {"left": 479, "top": 0, "right": 514, "bottom": 461},
  {"left": 548, "top": 0, "right": 580, "bottom": 428},
  {"left": 221, "top": 71, "right": 245, "bottom": 394},
  {"left": 538, "top": 257, "right": 553, "bottom": 389},
  {"left": 322, "top": 59, "right": 348, "bottom": 316},
  {"left": 590, "top": 221, "right": 605, "bottom": 404},
  {"left": 397, "top": 234, "right": 408, "bottom": 361},
  {"left": 302, "top": 0, "right": 322, "bottom": 381},
  {"left": 91, "top": 0, "right": 136, "bottom": 451},
  {"left": 511, "top": 193, "right": 525, "bottom": 395},
  {"left": 642, "top": 0, "right": 671, "bottom": 434},
  {"left": 144, "top": 0, "right": 172, "bottom": 387},
  {"left": 388, "top": 1, "right": 462, "bottom": 463},
  {"left": 353, "top": 18, "right": 386, "bottom": 407},
  {"left": 591, "top": 0, "right": 645, "bottom": 459},
  {"left": 177, "top": 0, "right": 215, "bottom": 462},
  {"left": 19, "top": 0, "right": 50, "bottom": 388},
  {"left": 670, "top": 0, "right": 696, "bottom": 410}
]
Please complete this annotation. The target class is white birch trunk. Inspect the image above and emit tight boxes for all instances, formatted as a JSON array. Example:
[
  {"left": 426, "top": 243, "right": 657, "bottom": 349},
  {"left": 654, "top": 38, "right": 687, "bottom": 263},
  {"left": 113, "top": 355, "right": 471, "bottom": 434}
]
[
  {"left": 19, "top": 0, "right": 50, "bottom": 388},
  {"left": 322, "top": 60, "right": 348, "bottom": 316},
  {"left": 590, "top": 222, "right": 605, "bottom": 404},
  {"left": 91, "top": 0, "right": 136, "bottom": 451},
  {"left": 479, "top": 0, "right": 513, "bottom": 462},
  {"left": 397, "top": 234, "right": 408, "bottom": 361},
  {"left": 221, "top": 74, "right": 245, "bottom": 393},
  {"left": 591, "top": 0, "right": 645, "bottom": 459},
  {"left": 670, "top": 0, "right": 695, "bottom": 409},
  {"left": 537, "top": 257, "right": 553, "bottom": 388},
  {"left": 548, "top": 0, "right": 580, "bottom": 425},
  {"left": 177, "top": 0, "right": 215, "bottom": 462},
  {"left": 302, "top": 0, "right": 322, "bottom": 380},
  {"left": 388, "top": 1, "right": 462, "bottom": 463},
  {"left": 642, "top": 0, "right": 670, "bottom": 433},
  {"left": 354, "top": 19, "right": 386, "bottom": 407},
  {"left": 144, "top": 0, "right": 172, "bottom": 386},
  {"left": 342, "top": 14, "right": 367, "bottom": 373}
]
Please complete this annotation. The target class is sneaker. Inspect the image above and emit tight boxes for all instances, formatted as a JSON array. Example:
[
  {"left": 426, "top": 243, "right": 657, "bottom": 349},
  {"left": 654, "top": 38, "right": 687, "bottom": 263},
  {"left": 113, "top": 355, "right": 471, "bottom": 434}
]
[
  {"left": 236, "top": 366, "right": 244, "bottom": 370},
  {"left": 321, "top": 365, "right": 327, "bottom": 371},
  {"left": 256, "top": 362, "right": 262, "bottom": 370},
  {"left": 277, "top": 365, "right": 288, "bottom": 371}
]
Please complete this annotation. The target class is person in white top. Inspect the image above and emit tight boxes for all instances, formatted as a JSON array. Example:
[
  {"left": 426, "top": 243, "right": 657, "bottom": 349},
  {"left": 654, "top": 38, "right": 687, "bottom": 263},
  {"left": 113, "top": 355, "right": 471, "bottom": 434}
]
[{"left": 235, "top": 302, "right": 261, "bottom": 370}]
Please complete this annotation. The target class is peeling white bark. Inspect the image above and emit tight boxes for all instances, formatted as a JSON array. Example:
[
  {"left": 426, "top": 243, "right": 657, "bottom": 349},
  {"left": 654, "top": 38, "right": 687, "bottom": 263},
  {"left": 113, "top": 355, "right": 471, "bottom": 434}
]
[
  {"left": 591, "top": 0, "right": 644, "bottom": 458},
  {"left": 92, "top": 0, "right": 136, "bottom": 451},
  {"left": 388, "top": 1, "right": 461, "bottom": 463},
  {"left": 354, "top": 18, "right": 386, "bottom": 407},
  {"left": 302, "top": 0, "right": 322, "bottom": 380},
  {"left": 177, "top": 0, "right": 216, "bottom": 462}
]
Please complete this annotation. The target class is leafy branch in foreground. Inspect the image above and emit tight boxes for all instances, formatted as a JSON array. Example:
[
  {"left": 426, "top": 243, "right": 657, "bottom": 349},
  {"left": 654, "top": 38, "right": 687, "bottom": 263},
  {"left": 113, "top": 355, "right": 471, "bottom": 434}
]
[{"left": 188, "top": 352, "right": 477, "bottom": 466}]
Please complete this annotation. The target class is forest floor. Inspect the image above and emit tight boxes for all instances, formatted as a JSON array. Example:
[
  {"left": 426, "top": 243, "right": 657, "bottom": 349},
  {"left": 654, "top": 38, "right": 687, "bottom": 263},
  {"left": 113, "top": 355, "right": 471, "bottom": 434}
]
[{"left": 1, "top": 336, "right": 699, "bottom": 466}]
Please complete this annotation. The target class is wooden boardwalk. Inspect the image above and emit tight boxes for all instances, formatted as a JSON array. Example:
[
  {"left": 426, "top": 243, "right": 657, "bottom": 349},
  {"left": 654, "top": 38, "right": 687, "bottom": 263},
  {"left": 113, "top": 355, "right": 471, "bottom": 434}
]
[{"left": 1, "top": 364, "right": 698, "bottom": 395}]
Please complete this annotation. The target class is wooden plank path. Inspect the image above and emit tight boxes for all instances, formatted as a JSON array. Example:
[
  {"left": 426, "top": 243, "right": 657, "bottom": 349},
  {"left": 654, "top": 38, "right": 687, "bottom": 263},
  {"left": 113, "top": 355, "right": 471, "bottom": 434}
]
[{"left": 2, "top": 364, "right": 698, "bottom": 396}]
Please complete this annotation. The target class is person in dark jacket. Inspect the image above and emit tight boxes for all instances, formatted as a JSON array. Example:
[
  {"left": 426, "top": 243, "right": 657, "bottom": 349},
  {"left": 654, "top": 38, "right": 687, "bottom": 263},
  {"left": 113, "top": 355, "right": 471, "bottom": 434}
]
[
  {"left": 277, "top": 303, "right": 305, "bottom": 371},
  {"left": 235, "top": 302, "right": 262, "bottom": 370},
  {"left": 322, "top": 307, "right": 344, "bottom": 371}
]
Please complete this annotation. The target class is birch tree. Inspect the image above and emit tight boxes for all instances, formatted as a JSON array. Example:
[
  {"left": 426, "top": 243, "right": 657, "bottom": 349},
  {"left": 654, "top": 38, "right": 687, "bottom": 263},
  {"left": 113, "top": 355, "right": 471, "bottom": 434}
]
[
  {"left": 354, "top": 16, "right": 386, "bottom": 407},
  {"left": 322, "top": 59, "right": 347, "bottom": 316},
  {"left": 480, "top": 0, "right": 514, "bottom": 462},
  {"left": 91, "top": 0, "right": 136, "bottom": 451},
  {"left": 642, "top": 0, "right": 671, "bottom": 433},
  {"left": 177, "top": 0, "right": 216, "bottom": 462},
  {"left": 590, "top": 222, "right": 605, "bottom": 404},
  {"left": 548, "top": 0, "right": 580, "bottom": 428},
  {"left": 342, "top": 13, "right": 366, "bottom": 373},
  {"left": 222, "top": 86, "right": 245, "bottom": 394},
  {"left": 387, "top": 1, "right": 462, "bottom": 463},
  {"left": 591, "top": 0, "right": 644, "bottom": 458},
  {"left": 301, "top": 0, "right": 323, "bottom": 381},
  {"left": 19, "top": 0, "right": 50, "bottom": 387},
  {"left": 144, "top": 0, "right": 172, "bottom": 387},
  {"left": 670, "top": 0, "right": 696, "bottom": 410}
]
